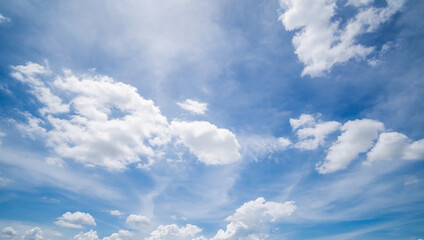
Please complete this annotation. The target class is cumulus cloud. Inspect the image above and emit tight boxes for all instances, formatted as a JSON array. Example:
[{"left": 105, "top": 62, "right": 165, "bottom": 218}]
[
  {"left": 103, "top": 230, "right": 133, "bottom": 240},
  {"left": 55, "top": 211, "right": 96, "bottom": 229},
  {"left": 73, "top": 230, "right": 99, "bottom": 240},
  {"left": 290, "top": 114, "right": 341, "bottom": 150},
  {"left": 211, "top": 197, "right": 296, "bottom": 240},
  {"left": 145, "top": 224, "right": 205, "bottom": 240},
  {"left": 171, "top": 121, "right": 241, "bottom": 165},
  {"left": 23, "top": 227, "right": 43, "bottom": 240},
  {"left": 316, "top": 119, "right": 384, "bottom": 174},
  {"left": 2, "top": 227, "right": 19, "bottom": 239},
  {"left": 366, "top": 132, "right": 424, "bottom": 163},
  {"left": 126, "top": 214, "right": 150, "bottom": 227},
  {"left": 279, "top": 0, "right": 405, "bottom": 76},
  {"left": 12, "top": 62, "right": 241, "bottom": 170},
  {"left": 177, "top": 99, "right": 208, "bottom": 115}
]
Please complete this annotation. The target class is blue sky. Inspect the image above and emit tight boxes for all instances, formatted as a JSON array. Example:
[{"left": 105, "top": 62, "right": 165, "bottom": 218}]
[{"left": 0, "top": 0, "right": 423, "bottom": 239}]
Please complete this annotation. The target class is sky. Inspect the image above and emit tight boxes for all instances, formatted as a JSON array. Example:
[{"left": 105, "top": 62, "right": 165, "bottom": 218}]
[{"left": 0, "top": 0, "right": 423, "bottom": 239}]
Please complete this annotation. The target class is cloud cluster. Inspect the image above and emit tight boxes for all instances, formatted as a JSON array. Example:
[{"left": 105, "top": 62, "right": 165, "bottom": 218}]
[
  {"left": 55, "top": 211, "right": 96, "bottom": 229},
  {"left": 211, "top": 197, "right": 297, "bottom": 240},
  {"left": 74, "top": 229, "right": 133, "bottom": 240},
  {"left": 279, "top": 0, "right": 405, "bottom": 76},
  {"left": 2, "top": 227, "right": 43, "bottom": 240},
  {"left": 11, "top": 62, "right": 241, "bottom": 170}
]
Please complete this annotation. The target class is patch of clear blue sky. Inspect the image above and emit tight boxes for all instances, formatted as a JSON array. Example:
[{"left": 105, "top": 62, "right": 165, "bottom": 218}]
[{"left": 0, "top": 0, "right": 423, "bottom": 239}]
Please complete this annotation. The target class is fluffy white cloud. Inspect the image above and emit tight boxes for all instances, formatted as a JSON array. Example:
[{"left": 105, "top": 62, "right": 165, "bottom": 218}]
[
  {"left": 126, "top": 214, "right": 150, "bottom": 227},
  {"left": 103, "top": 230, "right": 133, "bottom": 240},
  {"left": 55, "top": 211, "right": 96, "bottom": 229},
  {"left": 74, "top": 230, "right": 99, "bottom": 240},
  {"left": 177, "top": 99, "right": 208, "bottom": 115},
  {"left": 110, "top": 210, "right": 124, "bottom": 216},
  {"left": 279, "top": 0, "right": 405, "bottom": 76},
  {"left": 366, "top": 132, "right": 424, "bottom": 163},
  {"left": 317, "top": 119, "right": 384, "bottom": 174},
  {"left": 211, "top": 197, "right": 296, "bottom": 240},
  {"left": 23, "top": 227, "right": 43, "bottom": 240},
  {"left": 12, "top": 62, "right": 240, "bottom": 170},
  {"left": 290, "top": 114, "right": 341, "bottom": 150},
  {"left": 145, "top": 224, "right": 205, "bottom": 240},
  {"left": 171, "top": 121, "right": 241, "bottom": 165},
  {"left": 2, "top": 227, "right": 19, "bottom": 239}
]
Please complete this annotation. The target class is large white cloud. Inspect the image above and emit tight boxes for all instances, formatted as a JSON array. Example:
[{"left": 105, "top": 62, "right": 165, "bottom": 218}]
[
  {"left": 171, "top": 121, "right": 241, "bottom": 165},
  {"left": 366, "top": 132, "right": 424, "bottom": 163},
  {"left": 55, "top": 211, "right": 96, "bottom": 229},
  {"left": 211, "top": 197, "right": 296, "bottom": 240},
  {"left": 12, "top": 62, "right": 241, "bottom": 170},
  {"left": 126, "top": 214, "right": 151, "bottom": 228},
  {"left": 177, "top": 99, "right": 208, "bottom": 115},
  {"left": 145, "top": 224, "right": 206, "bottom": 240},
  {"left": 316, "top": 119, "right": 384, "bottom": 174},
  {"left": 290, "top": 114, "right": 341, "bottom": 150},
  {"left": 279, "top": 0, "right": 405, "bottom": 76}
]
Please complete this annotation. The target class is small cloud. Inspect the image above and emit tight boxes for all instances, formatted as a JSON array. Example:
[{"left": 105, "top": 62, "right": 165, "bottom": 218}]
[
  {"left": 110, "top": 210, "right": 124, "bottom": 216},
  {"left": 54, "top": 211, "right": 96, "bottom": 229},
  {"left": 126, "top": 214, "right": 150, "bottom": 228},
  {"left": 0, "top": 172, "right": 11, "bottom": 186},
  {"left": 405, "top": 177, "right": 419, "bottom": 186},
  {"left": 177, "top": 99, "right": 208, "bottom": 115},
  {"left": 0, "top": 14, "right": 11, "bottom": 24}
]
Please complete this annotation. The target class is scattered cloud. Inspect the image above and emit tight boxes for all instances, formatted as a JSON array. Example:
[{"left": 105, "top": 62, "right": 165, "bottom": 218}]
[
  {"left": 211, "top": 197, "right": 296, "bottom": 240},
  {"left": 73, "top": 230, "right": 99, "bottom": 240},
  {"left": 366, "top": 132, "right": 424, "bottom": 163},
  {"left": 145, "top": 224, "right": 206, "bottom": 240},
  {"left": 177, "top": 99, "right": 208, "bottom": 115},
  {"left": 54, "top": 212, "right": 96, "bottom": 229},
  {"left": 0, "top": 130, "right": 5, "bottom": 145},
  {"left": 0, "top": 172, "right": 11, "bottom": 186},
  {"left": 290, "top": 114, "right": 341, "bottom": 150},
  {"left": 279, "top": 0, "right": 405, "bottom": 76},
  {"left": 316, "top": 119, "right": 384, "bottom": 174},
  {"left": 171, "top": 121, "right": 241, "bottom": 165},
  {"left": 45, "top": 156, "right": 65, "bottom": 167},
  {"left": 240, "top": 135, "right": 291, "bottom": 160},
  {"left": 126, "top": 214, "right": 150, "bottom": 228}
]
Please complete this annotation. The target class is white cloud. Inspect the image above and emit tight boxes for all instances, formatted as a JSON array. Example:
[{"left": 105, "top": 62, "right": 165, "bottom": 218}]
[
  {"left": 126, "top": 214, "right": 150, "bottom": 227},
  {"left": 103, "top": 230, "right": 133, "bottom": 240},
  {"left": 177, "top": 99, "right": 208, "bottom": 115},
  {"left": 45, "top": 156, "right": 65, "bottom": 167},
  {"left": 211, "top": 197, "right": 296, "bottom": 240},
  {"left": 290, "top": 114, "right": 341, "bottom": 150},
  {"left": 0, "top": 172, "right": 11, "bottom": 186},
  {"left": 240, "top": 135, "right": 291, "bottom": 160},
  {"left": 316, "top": 119, "right": 384, "bottom": 174},
  {"left": 0, "top": 14, "right": 10, "bottom": 23},
  {"left": 110, "top": 210, "right": 124, "bottom": 216},
  {"left": 366, "top": 132, "right": 424, "bottom": 163},
  {"left": 55, "top": 212, "right": 96, "bottom": 229},
  {"left": 145, "top": 224, "right": 205, "bottom": 240},
  {"left": 0, "top": 130, "right": 5, "bottom": 145},
  {"left": 12, "top": 62, "right": 240, "bottom": 170},
  {"left": 289, "top": 114, "right": 316, "bottom": 131},
  {"left": 74, "top": 230, "right": 99, "bottom": 240},
  {"left": 279, "top": 0, "right": 405, "bottom": 76},
  {"left": 2, "top": 227, "right": 19, "bottom": 239},
  {"left": 23, "top": 227, "right": 43, "bottom": 240},
  {"left": 171, "top": 121, "right": 241, "bottom": 165}
]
